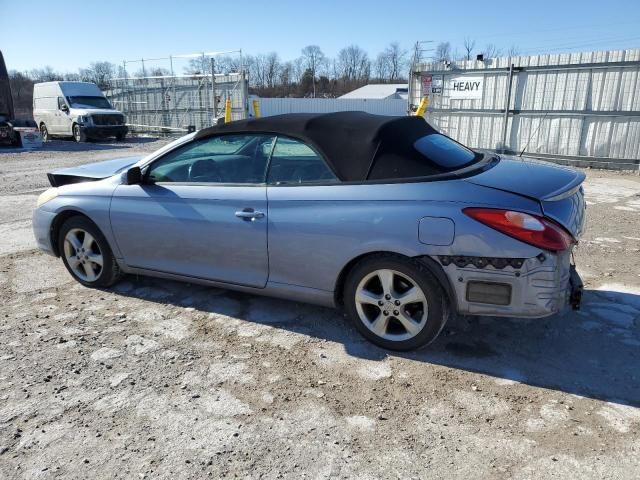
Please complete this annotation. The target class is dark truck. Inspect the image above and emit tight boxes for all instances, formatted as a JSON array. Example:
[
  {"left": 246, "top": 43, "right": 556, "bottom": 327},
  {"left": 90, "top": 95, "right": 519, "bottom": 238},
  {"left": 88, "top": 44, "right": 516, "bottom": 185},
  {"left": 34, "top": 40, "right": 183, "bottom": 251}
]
[{"left": 0, "top": 50, "right": 37, "bottom": 147}]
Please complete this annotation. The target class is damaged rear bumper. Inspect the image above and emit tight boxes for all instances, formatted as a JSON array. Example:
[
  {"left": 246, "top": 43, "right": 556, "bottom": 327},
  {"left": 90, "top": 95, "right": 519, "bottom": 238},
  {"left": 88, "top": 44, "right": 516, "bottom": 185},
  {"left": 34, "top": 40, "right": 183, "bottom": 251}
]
[{"left": 437, "top": 250, "right": 581, "bottom": 318}]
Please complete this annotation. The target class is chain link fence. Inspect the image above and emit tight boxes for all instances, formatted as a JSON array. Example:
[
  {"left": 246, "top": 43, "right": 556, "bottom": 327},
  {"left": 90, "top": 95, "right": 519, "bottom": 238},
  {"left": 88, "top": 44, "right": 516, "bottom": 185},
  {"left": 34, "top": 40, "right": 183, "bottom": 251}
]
[{"left": 104, "top": 52, "right": 248, "bottom": 135}]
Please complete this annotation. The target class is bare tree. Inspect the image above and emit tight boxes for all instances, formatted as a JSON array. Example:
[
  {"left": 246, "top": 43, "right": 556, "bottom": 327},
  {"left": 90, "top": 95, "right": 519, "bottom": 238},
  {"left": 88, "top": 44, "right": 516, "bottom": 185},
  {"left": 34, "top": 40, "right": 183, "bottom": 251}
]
[
  {"left": 216, "top": 55, "right": 242, "bottom": 74},
  {"left": 263, "top": 52, "right": 281, "bottom": 88},
  {"left": 290, "top": 57, "right": 305, "bottom": 84},
  {"left": 435, "top": 42, "right": 452, "bottom": 63},
  {"left": 62, "top": 72, "right": 82, "bottom": 81},
  {"left": 337, "top": 45, "right": 370, "bottom": 82},
  {"left": 28, "top": 66, "right": 61, "bottom": 82},
  {"left": 507, "top": 45, "right": 520, "bottom": 58},
  {"left": 463, "top": 37, "right": 476, "bottom": 61},
  {"left": 301, "top": 45, "right": 325, "bottom": 97},
  {"left": 384, "top": 42, "right": 407, "bottom": 81},
  {"left": 481, "top": 44, "right": 502, "bottom": 59},
  {"left": 79, "top": 61, "right": 116, "bottom": 89},
  {"left": 8, "top": 70, "right": 34, "bottom": 117},
  {"left": 184, "top": 56, "right": 209, "bottom": 75},
  {"left": 374, "top": 52, "right": 390, "bottom": 81}
]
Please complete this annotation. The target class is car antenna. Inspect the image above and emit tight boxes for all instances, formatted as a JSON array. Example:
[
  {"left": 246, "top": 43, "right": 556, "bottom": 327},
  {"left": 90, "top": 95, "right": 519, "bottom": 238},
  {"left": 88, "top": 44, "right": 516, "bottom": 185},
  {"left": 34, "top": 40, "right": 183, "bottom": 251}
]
[{"left": 518, "top": 109, "right": 551, "bottom": 157}]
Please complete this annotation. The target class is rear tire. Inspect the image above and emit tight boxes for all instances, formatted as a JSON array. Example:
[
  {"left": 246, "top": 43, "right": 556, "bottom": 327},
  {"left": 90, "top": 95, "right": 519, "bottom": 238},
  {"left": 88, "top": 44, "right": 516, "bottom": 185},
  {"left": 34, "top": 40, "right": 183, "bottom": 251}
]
[
  {"left": 40, "top": 123, "right": 49, "bottom": 142},
  {"left": 343, "top": 254, "right": 449, "bottom": 351},
  {"left": 58, "top": 216, "right": 121, "bottom": 288},
  {"left": 73, "top": 123, "right": 86, "bottom": 143}
]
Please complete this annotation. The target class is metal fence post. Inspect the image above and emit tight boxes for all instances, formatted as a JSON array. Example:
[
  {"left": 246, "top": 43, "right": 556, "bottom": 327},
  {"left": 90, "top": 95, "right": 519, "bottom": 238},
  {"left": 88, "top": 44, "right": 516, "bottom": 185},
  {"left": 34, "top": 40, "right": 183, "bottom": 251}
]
[
  {"left": 211, "top": 57, "right": 217, "bottom": 120},
  {"left": 500, "top": 62, "right": 514, "bottom": 153}
]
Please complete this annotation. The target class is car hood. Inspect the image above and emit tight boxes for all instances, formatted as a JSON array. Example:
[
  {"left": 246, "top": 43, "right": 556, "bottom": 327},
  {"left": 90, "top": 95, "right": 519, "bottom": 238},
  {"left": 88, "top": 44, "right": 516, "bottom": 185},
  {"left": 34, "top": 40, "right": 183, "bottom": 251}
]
[
  {"left": 48, "top": 156, "right": 141, "bottom": 187},
  {"left": 465, "top": 156, "right": 585, "bottom": 201}
]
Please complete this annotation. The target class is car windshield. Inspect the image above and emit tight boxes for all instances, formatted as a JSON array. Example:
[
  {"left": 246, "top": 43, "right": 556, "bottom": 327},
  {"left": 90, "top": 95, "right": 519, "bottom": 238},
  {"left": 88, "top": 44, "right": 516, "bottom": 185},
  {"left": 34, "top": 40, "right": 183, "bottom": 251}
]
[
  {"left": 413, "top": 134, "right": 478, "bottom": 170},
  {"left": 68, "top": 96, "right": 112, "bottom": 109}
]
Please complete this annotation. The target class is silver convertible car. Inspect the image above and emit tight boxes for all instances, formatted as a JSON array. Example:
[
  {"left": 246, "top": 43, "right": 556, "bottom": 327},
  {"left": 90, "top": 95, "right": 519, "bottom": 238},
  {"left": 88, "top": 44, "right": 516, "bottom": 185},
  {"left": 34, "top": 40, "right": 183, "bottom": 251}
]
[{"left": 33, "top": 112, "right": 585, "bottom": 350}]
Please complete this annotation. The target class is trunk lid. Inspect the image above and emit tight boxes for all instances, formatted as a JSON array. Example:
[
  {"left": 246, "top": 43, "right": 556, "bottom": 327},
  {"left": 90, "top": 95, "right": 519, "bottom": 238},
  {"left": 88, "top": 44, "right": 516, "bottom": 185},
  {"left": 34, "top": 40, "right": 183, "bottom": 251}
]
[
  {"left": 48, "top": 156, "right": 141, "bottom": 187},
  {"left": 465, "top": 156, "right": 586, "bottom": 238}
]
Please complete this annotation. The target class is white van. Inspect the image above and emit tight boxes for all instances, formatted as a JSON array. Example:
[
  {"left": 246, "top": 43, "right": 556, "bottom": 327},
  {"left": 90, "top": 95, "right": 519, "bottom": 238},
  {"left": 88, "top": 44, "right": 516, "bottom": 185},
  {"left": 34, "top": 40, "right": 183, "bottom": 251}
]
[{"left": 33, "top": 81, "right": 127, "bottom": 142}]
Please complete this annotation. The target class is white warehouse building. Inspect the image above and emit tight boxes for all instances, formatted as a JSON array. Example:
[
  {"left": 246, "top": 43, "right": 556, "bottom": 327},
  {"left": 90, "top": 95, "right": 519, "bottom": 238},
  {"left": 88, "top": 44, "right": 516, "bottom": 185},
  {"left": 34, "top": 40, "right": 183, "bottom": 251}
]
[{"left": 338, "top": 84, "right": 408, "bottom": 100}]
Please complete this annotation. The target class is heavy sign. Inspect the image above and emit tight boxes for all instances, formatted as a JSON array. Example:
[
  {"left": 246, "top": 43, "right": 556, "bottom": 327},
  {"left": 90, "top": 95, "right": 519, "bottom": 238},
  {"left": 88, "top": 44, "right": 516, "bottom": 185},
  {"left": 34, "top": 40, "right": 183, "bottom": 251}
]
[{"left": 448, "top": 76, "right": 483, "bottom": 99}]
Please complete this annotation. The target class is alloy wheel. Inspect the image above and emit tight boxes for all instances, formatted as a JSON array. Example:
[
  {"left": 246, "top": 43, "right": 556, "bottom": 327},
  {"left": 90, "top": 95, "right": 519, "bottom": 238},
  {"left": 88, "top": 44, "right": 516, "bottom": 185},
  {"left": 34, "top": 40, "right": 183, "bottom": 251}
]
[
  {"left": 63, "top": 228, "right": 104, "bottom": 282},
  {"left": 354, "top": 268, "right": 429, "bottom": 342}
]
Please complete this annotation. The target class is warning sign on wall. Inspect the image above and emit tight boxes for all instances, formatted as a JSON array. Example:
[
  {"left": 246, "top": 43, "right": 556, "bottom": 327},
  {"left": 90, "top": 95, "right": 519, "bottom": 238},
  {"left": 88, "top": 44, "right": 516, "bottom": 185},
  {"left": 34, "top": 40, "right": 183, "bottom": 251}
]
[
  {"left": 421, "top": 74, "right": 433, "bottom": 95},
  {"left": 431, "top": 75, "right": 443, "bottom": 94},
  {"left": 421, "top": 73, "right": 444, "bottom": 95}
]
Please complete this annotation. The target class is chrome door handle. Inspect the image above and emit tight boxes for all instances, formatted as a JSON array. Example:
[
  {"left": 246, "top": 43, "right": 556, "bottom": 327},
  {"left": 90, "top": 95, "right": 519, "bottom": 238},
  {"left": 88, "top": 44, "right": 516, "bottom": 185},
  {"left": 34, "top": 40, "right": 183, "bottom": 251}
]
[{"left": 235, "top": 209, "right": 265, "bottom": 220}]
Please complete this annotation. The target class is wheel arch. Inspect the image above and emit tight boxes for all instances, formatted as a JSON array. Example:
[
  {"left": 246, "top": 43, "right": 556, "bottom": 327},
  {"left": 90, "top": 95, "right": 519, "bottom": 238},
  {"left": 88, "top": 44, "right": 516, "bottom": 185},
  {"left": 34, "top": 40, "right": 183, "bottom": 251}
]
[
  {"left": 50, "top": 209, "right": 98, "bottom": 257},
  {"left": 333, "top": 251, "right": 456, "bottom": 311}
]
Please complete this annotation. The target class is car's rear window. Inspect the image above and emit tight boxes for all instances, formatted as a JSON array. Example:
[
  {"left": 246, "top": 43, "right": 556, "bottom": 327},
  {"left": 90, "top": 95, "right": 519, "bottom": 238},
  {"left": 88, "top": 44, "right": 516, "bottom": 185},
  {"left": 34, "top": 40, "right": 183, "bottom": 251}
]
[
  {"left": 414, "top": 134, "right": 476, "bottom": 169},
  {"left": 367, "top": 131, "right": 480, "bottom": 181}
]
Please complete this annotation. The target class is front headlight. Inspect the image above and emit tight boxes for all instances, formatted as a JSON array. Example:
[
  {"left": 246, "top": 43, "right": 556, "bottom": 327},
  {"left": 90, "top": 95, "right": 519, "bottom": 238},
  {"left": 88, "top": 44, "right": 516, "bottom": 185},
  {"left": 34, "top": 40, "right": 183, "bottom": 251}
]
[{"left": 37, "top": 188, "right": 58, "bottom": 207}]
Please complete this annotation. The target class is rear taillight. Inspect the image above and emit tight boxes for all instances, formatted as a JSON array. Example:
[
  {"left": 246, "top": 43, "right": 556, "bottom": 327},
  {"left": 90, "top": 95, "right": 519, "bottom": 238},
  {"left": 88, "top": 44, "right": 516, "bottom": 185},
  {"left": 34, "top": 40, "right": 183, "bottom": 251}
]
[{"left": 463, "top": 208, "right": 574, "bottom": 252}]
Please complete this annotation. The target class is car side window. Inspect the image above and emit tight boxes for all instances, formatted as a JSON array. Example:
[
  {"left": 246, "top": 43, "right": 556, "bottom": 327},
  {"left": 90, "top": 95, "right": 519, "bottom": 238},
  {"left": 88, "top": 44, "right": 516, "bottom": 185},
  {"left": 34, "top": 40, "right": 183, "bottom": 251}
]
[
  {"left": 146, "top": 134, "right": 276, "bottom": 184},
  {"left": 267, "top": 137, "right": 338, "bottom": 185},
  {"left": 58, "top": 97, "right": 67, "bottom": 110}
]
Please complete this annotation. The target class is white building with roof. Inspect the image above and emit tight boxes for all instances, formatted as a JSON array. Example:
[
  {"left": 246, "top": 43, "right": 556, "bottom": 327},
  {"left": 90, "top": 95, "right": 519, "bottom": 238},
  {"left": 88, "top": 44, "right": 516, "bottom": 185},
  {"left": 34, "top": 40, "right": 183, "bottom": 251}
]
[{"left": 339, "top": 83, "right": 408, "bottom": 100}]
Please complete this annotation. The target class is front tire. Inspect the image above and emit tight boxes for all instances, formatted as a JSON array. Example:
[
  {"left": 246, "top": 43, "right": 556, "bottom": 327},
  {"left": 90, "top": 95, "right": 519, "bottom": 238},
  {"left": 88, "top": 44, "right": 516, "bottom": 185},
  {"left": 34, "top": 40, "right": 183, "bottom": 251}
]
[
  {"left": 344, "top": 254, "right": 449, "bottom": 351},
  {"left": 58, "top": 216, "right": 121, "bottom": 288},
  {"left": 73, "top": 123, "right": 87, "bottom": 143}
]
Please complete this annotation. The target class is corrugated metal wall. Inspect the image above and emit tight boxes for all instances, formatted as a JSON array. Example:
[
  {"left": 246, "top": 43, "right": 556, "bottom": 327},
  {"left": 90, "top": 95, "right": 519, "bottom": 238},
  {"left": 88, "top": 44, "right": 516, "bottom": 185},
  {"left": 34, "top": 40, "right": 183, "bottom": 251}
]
[
  {"left": 256, "top": 98, "right": 407, "bottom": 117},
  {"left": 411, "top": 49, "right": 640, "bottom": 168}
]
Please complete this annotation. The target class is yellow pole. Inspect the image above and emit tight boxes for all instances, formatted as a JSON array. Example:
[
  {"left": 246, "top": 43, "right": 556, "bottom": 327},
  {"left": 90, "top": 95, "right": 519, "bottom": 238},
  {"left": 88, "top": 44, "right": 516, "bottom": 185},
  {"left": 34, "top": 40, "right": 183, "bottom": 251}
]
[
  {"left": 415, "top": 96, "right": 429, "bottom": 116},
  {"left": 252, "top": 99, "right": 261, "bottom": 119},
  {"left": 224, "top": 98, "right": 232, "bottom": 123}
]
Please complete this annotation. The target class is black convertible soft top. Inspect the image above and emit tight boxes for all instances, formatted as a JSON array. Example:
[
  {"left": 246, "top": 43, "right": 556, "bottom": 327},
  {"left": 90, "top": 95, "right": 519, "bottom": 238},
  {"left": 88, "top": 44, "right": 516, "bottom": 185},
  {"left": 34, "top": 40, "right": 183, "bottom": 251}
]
[{"left": 194, "top": 112, "right": 439, "bottom": 182}]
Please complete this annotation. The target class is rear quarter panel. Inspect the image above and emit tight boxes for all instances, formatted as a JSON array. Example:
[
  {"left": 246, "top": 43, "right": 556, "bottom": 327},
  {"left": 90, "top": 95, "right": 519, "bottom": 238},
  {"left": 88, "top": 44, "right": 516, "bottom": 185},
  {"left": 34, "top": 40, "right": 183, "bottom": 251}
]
[{"left": 267, "top": 180, "right": 543, "bottom": 292}]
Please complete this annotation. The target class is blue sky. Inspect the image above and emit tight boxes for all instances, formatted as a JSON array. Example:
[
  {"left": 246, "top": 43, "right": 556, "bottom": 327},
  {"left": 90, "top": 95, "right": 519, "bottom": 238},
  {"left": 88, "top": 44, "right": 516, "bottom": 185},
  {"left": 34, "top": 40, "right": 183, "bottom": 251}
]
[{"left": 2, "top": 0, "right": 640, "bottom": 72}]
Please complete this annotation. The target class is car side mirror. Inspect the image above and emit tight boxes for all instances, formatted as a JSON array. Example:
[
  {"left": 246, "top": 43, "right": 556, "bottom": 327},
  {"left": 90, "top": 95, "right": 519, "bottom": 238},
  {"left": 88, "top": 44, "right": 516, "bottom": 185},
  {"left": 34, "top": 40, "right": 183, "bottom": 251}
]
[
  {"left": 125, "top": 166, "right": 142, "bottom": 185},
  {"left": 60, "top": 104, "right": 69, "bottom": 113}
]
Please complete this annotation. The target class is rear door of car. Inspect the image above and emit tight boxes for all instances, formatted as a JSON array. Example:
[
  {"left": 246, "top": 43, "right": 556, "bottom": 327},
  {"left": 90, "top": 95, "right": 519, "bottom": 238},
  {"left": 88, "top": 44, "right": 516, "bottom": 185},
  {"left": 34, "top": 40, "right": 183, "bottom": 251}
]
[{"left": 109, "top": 133, "right": 276, "bottom": 288}]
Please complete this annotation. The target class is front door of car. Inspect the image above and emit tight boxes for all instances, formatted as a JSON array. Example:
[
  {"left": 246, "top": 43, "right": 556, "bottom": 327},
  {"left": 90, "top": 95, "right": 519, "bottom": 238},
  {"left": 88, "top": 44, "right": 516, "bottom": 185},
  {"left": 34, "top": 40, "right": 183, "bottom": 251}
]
[{"left": 110, "top": 133, "right": 276, "bottom": 288}]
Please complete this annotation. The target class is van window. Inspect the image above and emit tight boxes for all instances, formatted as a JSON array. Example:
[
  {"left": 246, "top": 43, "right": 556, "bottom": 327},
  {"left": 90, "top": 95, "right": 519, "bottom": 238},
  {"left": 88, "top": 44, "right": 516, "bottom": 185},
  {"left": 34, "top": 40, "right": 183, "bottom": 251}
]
[
  {"left": 57, "top": 97, "right": 67, "bottom": 110},
  {"left": 68, "top": 96, "right": 111, "bottom": 109}
]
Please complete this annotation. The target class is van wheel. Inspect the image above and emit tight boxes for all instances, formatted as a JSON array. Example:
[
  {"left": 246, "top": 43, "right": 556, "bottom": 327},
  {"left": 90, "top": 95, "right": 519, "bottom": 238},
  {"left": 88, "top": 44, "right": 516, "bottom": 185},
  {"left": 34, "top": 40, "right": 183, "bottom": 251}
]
[
  {"left": 116, "top": 132, "right": 126, "bottom": 141},
  {"left": 40, "top": 123, "right": 49, "bottom": 142},
  {"left": 343, "top": 254, "right": 449, "bottom": 351},
  {"left": 73, "top": 124, "right": 86, "bottom": 143}
]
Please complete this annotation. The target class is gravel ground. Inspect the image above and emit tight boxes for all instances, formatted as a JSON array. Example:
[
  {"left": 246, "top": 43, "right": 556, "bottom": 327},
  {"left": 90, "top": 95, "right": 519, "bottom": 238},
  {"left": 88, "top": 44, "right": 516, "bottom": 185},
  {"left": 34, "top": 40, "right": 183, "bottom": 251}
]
[{"left": 0, "top": 140, "right": 639, "bottom": 479}]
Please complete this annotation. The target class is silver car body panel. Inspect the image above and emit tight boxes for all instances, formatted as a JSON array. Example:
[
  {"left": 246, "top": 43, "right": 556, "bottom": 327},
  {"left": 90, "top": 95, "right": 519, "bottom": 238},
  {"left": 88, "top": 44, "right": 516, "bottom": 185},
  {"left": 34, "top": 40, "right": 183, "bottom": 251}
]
[
  {"left": 442, "top": 250, "right": 573, "bottom": 318},
  {"left": 33, "top": 134, "right": 586, "bottom": 318}
]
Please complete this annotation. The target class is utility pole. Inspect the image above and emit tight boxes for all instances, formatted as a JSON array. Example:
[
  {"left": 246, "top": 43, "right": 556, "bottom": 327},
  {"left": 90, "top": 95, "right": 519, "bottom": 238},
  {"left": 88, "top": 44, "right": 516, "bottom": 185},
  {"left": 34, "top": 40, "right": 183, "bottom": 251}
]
[{"left": 211, "top": 57, "right": 218, "bottom": 120}]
